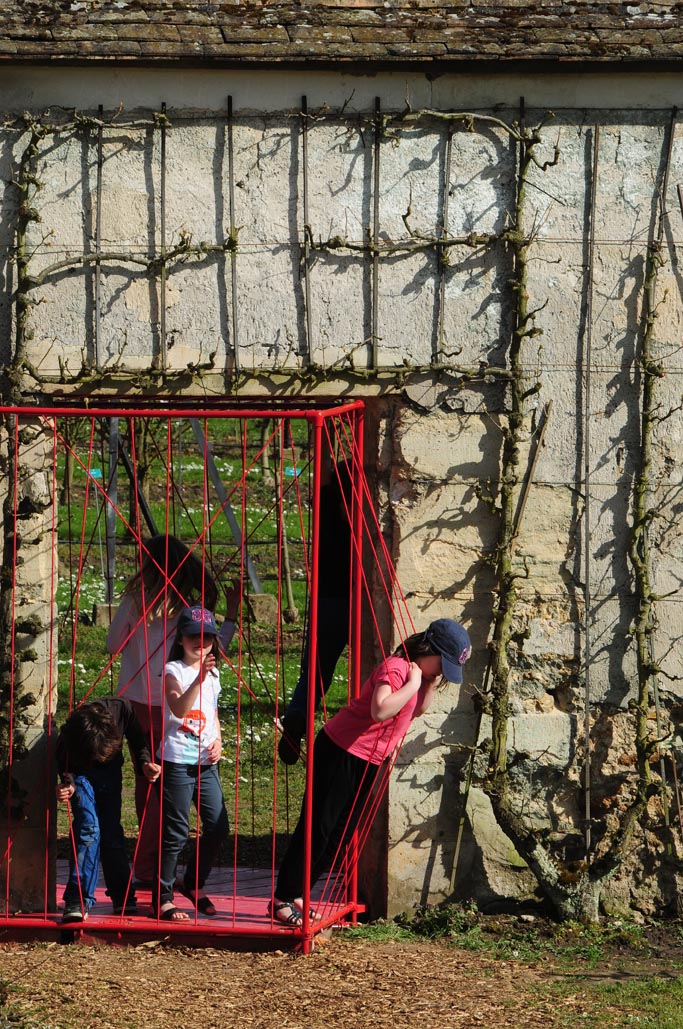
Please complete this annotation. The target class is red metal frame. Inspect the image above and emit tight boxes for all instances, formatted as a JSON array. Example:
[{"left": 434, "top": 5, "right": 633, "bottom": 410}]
[
  {"left": 0, "top": 399, "right": 419, "bottom": 946},
  {"left": 1, "top": 400, "right": 413, "bottom": 951}
]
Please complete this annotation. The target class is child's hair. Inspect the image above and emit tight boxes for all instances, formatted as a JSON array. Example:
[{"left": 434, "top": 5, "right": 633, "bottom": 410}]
[
  {"left": 60, "top": 702, "right": 123, "bottom": 767},
  {"left": 393, "top": 631, "right": 447, "bottom": 689},
  {"left": 168, "top": 626, "right": 220, "bottom": 664},
  {"left": 123, "top": 534, "right": 218, "bottom": 620},
  {"left": 393, "top": 630, "right": 441, "bottom": 663}
]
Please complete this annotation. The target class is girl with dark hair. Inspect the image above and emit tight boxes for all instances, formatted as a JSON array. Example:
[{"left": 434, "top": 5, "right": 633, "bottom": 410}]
[
  {"left": 153, "top": 607, "right": 230, "bottom": 922},
  {"left": 106, "top": 535, "right": 234, "bottom": 882},
  {"left": 270, "top": 618, "right": 472, "bottom": 927}
]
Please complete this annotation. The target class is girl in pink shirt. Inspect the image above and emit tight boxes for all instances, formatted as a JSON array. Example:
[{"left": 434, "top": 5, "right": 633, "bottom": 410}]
[{"left": 271, "top": 618, "right": 471, "bottom": 927}]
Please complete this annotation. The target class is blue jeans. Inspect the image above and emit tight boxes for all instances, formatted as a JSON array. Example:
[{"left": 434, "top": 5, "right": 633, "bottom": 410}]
[
  {"left": 63, "top": 759, "right": 133, "bottom": 910},
  {"left": 285, "top": 595, "right": 350, "bottom": 724},
  {"left": 158, "top": 762, "right": 230, "bottom": 907}
]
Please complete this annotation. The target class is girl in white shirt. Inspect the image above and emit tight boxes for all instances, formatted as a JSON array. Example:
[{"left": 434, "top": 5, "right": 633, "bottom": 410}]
[
  {"left": 107, "top": 535, "right": 219, "bottom": 883},
  {"left": 154, "top": 605, "right": 229, "bottom": 922}
]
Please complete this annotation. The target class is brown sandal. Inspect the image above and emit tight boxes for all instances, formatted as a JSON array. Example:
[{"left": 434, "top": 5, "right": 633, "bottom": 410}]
[{"left": 177, "top": 882, "right": 216, "bottom": 917}]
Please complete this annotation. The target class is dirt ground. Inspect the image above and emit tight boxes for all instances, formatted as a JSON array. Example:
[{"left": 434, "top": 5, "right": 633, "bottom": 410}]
[{"left": 1, "top": 923, "right": 681, "bottom": 1029}]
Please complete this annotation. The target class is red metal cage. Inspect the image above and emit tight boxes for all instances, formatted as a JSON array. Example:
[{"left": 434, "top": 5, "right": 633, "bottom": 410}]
[{"left": 0, "top": 400, "right": 414, "bottom": 951}]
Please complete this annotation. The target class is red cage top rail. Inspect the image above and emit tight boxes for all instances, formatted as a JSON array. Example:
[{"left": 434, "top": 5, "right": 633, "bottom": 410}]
[{"left": 0, "top": 402, "right": 365, "bottom": 420}]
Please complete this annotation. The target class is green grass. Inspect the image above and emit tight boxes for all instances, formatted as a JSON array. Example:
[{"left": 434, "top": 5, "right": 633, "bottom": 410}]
[
  {"left": 351, "top": 908, "right": 548, "bottom": 961},
  {"left": 546, "top": 977, "right": 683, "bottom": 1028},
  {"left": 354, "top": 905, "right": 680, "bottom": 969},
  {"left": 57, "top": 417, "right": 313, "bottom": 571}
]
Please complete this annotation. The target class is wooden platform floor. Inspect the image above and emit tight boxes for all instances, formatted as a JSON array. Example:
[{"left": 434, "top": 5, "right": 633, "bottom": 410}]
[{"left": 0, "top": 862, "right": 354, "bottom": 948}]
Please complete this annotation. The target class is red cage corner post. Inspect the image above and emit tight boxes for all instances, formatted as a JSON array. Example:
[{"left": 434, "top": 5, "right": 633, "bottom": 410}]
[{"left": 0, "top": 400, "right": 414, "bottom": 950}]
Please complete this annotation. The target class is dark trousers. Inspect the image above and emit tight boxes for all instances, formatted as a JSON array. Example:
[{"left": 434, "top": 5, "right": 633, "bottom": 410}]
[
  {"left": 275, "top": 729, "right": 379, "bottom": 901},
  {"left": 158, "top": 762, "right": 230, "bottom": 907},
  {"left": 129, "top": 700, "right": 163, "bottom": 882},
  {"left": 64, "top": 758, "right": 132, "bottom": 909},
  {"left": 285, "top": 595, "right": 350, "bottom": 724}
]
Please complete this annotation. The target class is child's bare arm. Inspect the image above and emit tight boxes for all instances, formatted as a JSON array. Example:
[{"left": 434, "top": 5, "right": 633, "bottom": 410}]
[
  {"left": 370, "top": 662, "right": 423, "bottom": 722},
  {"left": 165, "top": 656, "right": 216, "bottom": 718},
  {"left": 413, "top": 680, "right": 437, "bottom": 717},
  {"left": 205, "top": 701, "right": 223, "bottom": 763}
]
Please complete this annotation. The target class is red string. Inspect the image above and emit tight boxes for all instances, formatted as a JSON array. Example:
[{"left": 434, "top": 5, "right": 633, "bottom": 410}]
[
  {"left": 230, "top": 419, "right": 248, "bottom": 921},
  {"left": 66, "top": 418, "right": 97, "bottom": 711},
  {"left": 64, "top": 790, "right": 86, "bottom": 916}
]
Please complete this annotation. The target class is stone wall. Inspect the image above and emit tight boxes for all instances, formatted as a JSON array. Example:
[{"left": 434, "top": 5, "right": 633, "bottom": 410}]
[
  {"left": 3, "top": 66, "right": 683, "bottom": 916},
  {"left": 0, "top": 419, "right": 57, "bottom": 912}
]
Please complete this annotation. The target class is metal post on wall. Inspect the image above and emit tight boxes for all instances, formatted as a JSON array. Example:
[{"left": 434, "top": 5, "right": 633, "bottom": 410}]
[
  {"left": 227, "top": 96, "right": 240, "bottom": 374},
  {"left": 436, "top": 125, "right": 453, "bottom": 361},
  {"left": 582, "top": 122, "right": 599, "bottom": 856},
  {"left": 301, "top": 95, "right": 313, "bottom": 367},
  {"left": 371, "top": 96, "right": 381, "bottom": 370},
  {"left": 159, "top": 100, "right": 168, "bottom": 370},
  {"left": 94, "top": 104, "right": 104, "bottom": 369}
]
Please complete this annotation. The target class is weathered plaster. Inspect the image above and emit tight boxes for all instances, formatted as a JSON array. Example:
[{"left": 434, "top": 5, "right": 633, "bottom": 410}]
[{"left": 3, "top": 66, "right": 683, "bottom": 917}]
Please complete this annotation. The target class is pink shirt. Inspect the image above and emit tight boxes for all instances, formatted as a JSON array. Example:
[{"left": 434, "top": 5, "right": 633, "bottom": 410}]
[{"left": 323, "top": 656, "right": 418, "bottom": 765}]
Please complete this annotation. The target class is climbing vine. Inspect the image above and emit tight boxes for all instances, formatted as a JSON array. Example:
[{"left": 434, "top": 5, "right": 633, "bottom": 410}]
[
  {"left": 3, "top": 106, "right": 557, "bottom": 393},
  {"left": 622, "top": 110, "right": 679, "bottom": 860},
  {"left": 0, "top": 101, "right": 679, "bottom": 919}
]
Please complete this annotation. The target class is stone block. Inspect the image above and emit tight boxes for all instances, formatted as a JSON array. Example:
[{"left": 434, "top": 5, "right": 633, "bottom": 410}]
[
  {"left": 92, "top": 603, "right": 115, "bottom": 628},
  {"left": 508, "top": 711, "right": 575, "bottom": 767},
  {"left": 247, "top": 592, "right": 279, "bottom": 624},
  {"left": 350, "top": 28, "right": 411, "bottom": 42}
]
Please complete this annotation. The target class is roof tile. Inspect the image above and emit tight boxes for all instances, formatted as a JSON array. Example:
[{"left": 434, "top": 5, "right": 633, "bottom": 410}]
[{"left": 3, "top": 1, "right": 683, "bottom": 65}]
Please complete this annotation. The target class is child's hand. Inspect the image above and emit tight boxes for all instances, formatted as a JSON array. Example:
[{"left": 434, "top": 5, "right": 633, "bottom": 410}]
[
  {"left": 56, "top": 774, "right": 75, "bottom": 803},
  {"left": 200, "top": 653, "right": 217, "bottom": 680},
  {"left": 407, "top": 661, "right": 423, "bottom": 688},
  {"left": 224, "top": 580, "right": 241, "bottom": 622},
  {"left": 142, "top": 761, "right": 161, "bottom": 783},
  {"left": 206, "top": 739, "right": 222, "bottom": 764}
]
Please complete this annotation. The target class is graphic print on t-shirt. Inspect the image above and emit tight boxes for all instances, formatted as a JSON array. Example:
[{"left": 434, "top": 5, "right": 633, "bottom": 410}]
[{"left": 179, "top": 709, "right": 206, "bottom": 739}]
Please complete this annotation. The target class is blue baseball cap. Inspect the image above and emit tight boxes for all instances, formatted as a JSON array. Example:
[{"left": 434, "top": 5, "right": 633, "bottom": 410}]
[
  {"left": 177, "top": 606, "right": 218, "bottom": 637},
  {"left": 423, "top": 619, "right": 471, "bottom": 683}
]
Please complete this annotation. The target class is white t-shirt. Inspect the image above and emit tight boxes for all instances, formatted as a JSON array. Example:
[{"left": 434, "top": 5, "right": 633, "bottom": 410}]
[{"left": 161, "top": 659, "right": 221, "bottom": 765}]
